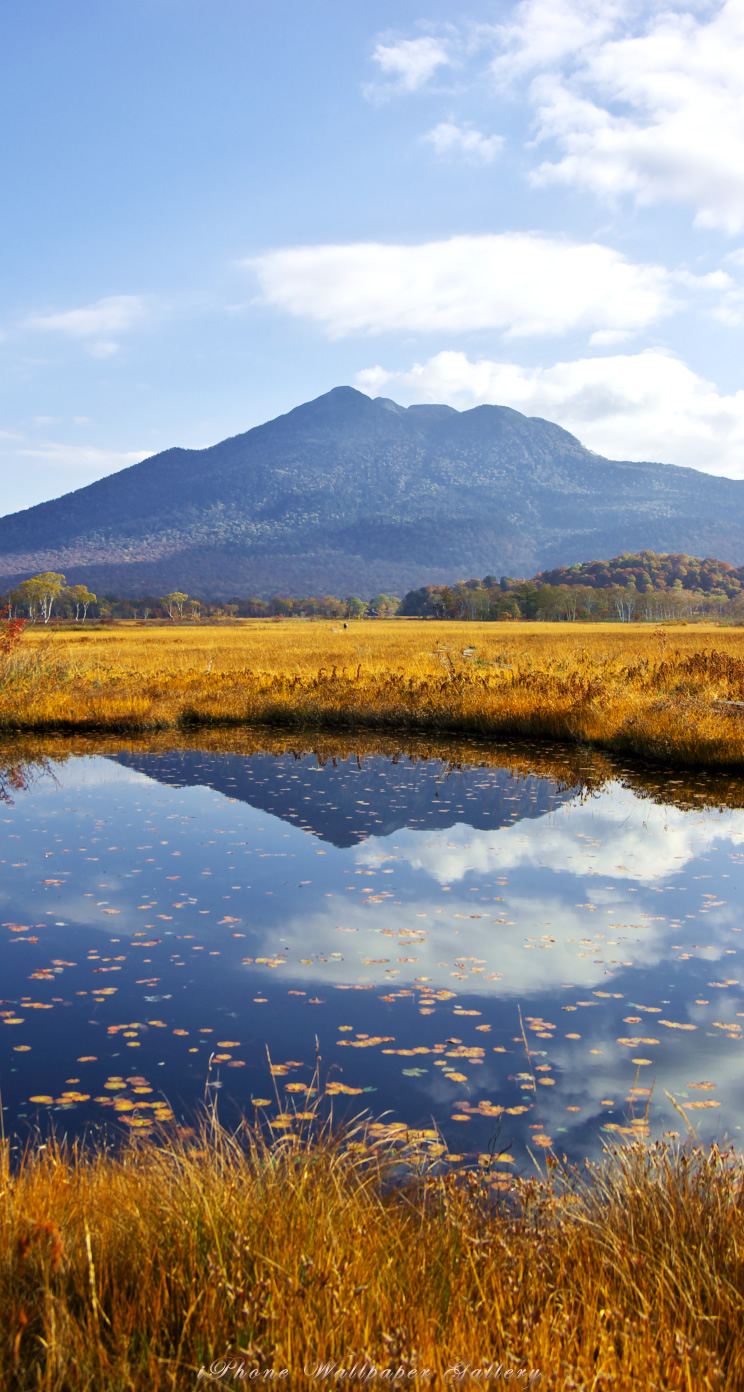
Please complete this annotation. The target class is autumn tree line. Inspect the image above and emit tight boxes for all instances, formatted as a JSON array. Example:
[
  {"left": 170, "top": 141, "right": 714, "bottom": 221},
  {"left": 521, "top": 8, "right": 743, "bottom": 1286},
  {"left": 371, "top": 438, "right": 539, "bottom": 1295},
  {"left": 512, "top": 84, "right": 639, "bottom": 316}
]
[
  {"left": 399, "top": 552, "right": 744, "bottom": 623},
  {"left": 0, "top": 574, "right": 399, "bottom": 624},
  {"left": 3, "top": 552, "right": 744, "bottom": 625}
]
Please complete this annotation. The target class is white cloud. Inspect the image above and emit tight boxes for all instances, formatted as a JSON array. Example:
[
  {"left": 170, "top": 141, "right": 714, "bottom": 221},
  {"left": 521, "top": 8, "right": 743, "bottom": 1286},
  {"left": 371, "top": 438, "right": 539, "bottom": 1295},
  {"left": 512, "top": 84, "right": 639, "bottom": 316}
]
[
  {"left": 363, "top": 790, "right": 742, "bottom": 887},
  {"left": 495, "top": 0, "right": 744, "bottom": 233},
  {"left": 31, "top": 415, "right": 91, "bottom": 429},
  {"left": 248, "top": 234, "right": 678, "bottom": 339},
  {"left": 423, "top": 121, "right": 504, "bottom": 164},
  {"left": 355, "top": 347, "right": 744, "bottom": 477},
  {"left": 368, "top": 36, "right": 452, "bottom": 95},
  {"left": 267, "top": 787, "right": 744, "bottom": 998},
  {"left": 23, "top": 294, "right": 148, "bottom": 358},
  {"left": 491, "top": 0, "right": 630, "bottom": 80},
  {"left": 88, "top": 340, "right": 121, "bottom": 359},
  {"left": 14, "top": 441, "right": 146, "bottom": 475}
]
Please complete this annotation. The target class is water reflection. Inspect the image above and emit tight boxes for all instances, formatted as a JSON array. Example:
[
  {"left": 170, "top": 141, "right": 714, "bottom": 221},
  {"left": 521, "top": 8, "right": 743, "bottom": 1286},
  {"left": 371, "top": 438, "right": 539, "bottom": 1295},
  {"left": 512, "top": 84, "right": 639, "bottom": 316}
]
[
  {"left": 112, "top": 746, "right": 575, "bottom": 846},
  {"left": 1, "top": 735, "right": 743, "bottom": 1167}
]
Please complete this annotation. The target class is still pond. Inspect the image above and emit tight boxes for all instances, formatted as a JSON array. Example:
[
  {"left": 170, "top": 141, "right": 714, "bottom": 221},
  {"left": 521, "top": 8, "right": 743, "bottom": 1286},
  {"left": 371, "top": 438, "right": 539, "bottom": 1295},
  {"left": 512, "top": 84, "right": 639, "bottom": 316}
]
[{"left": 1, "top": 735, "right": 743, "bottom": 1168}]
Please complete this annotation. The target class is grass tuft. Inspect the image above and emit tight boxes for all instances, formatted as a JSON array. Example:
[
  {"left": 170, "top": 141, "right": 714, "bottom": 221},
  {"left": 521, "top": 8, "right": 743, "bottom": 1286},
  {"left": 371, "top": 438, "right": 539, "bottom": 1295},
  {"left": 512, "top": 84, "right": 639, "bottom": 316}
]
[{"left": 1, "top": 1111, "right": 743, "bottom": 1389}]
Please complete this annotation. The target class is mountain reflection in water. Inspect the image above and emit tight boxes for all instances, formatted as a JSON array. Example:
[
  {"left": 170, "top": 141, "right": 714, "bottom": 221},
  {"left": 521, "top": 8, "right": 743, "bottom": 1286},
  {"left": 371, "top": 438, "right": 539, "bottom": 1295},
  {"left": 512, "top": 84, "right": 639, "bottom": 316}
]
[
  {"left": 112, "top": 747, "right": 577, "bottom": 847},
  {"left": 1, "top": 733, "right": 744, "bottom": 1168}
]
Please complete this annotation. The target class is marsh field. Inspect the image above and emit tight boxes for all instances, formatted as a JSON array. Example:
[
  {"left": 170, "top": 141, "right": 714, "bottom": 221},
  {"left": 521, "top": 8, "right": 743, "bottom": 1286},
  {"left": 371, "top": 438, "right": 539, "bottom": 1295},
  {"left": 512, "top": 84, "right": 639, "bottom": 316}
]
[
  {"left": 3, "top": 622, "right": 744, "bottom": 1387},
  {"left": 3, "top": 617, "right": 744, "bottom": 767}
]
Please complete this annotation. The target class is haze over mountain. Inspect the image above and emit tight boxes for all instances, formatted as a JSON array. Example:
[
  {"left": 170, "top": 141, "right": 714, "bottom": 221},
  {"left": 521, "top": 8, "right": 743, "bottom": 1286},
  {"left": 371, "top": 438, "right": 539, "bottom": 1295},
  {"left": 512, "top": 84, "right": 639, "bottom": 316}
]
[{"left": 1, "top": 386, "right": 743, "bottom": 599}]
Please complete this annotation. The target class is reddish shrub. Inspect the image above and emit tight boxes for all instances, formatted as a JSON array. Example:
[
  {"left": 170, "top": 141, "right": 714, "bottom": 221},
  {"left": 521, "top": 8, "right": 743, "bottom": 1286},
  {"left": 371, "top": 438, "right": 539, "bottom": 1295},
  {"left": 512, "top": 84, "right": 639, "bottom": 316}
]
[{"left": 0, "top": 607, "right": 26, "bottom": 655}]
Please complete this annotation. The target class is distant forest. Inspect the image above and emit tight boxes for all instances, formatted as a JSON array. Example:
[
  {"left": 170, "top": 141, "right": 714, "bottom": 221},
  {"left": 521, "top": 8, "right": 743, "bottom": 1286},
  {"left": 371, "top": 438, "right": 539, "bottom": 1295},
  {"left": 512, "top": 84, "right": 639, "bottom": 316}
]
[
  {"left": 4, "top": 551, "right": 744, "bottom": 623},
  {"left": 399, "top": 552, "right": 744, "bottom": 622}
]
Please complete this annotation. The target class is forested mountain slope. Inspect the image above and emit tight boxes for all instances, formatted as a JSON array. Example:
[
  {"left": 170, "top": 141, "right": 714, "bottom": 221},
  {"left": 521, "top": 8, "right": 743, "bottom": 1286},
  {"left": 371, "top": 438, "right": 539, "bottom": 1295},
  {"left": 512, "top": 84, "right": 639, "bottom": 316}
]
[{"left": 1, "top": 386, "right": 742, "bottom": 597}]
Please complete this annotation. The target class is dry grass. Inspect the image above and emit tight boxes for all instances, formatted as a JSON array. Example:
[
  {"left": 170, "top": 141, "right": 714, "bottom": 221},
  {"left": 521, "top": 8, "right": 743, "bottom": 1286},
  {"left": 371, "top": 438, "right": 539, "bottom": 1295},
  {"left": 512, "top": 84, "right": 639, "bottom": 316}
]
[
  {"left": 3, "top": 619, "right": 744, "bottom": 767},
  {"left": 2, "top": 1106, "right": 743, "bottom": 1390}
]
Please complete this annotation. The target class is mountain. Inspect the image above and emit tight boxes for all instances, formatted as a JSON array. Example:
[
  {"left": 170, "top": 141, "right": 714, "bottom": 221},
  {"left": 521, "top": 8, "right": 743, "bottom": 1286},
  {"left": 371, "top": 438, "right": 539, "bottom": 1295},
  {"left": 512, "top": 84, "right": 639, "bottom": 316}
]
[{"left": 1, "top": 385, "right": 743, "bottom": 598}]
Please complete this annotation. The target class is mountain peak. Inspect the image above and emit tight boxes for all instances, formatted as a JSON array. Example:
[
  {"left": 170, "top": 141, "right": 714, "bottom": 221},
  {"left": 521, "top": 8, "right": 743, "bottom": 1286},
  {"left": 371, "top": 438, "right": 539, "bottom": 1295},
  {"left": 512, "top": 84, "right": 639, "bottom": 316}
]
[
  {"left": 0, "top": 386, "right": 742, "bottom": 599},
  {"left": 283, "top": 384, "right": 374, "bottom": 427}
]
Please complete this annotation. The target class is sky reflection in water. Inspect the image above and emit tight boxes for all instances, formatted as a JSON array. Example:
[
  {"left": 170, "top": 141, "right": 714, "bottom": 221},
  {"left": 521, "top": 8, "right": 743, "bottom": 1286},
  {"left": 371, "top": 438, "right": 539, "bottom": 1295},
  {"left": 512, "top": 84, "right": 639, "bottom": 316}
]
[{"left": 1, "top": 743, "right": 744, "bottom": 1167}]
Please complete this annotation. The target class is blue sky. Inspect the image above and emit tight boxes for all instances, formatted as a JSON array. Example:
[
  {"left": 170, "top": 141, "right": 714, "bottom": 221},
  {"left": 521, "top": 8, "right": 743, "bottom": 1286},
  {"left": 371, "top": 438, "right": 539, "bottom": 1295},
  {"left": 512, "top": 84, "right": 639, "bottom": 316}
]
[{"left": 3, "top": 0, "right": 744, "bottom": 515}]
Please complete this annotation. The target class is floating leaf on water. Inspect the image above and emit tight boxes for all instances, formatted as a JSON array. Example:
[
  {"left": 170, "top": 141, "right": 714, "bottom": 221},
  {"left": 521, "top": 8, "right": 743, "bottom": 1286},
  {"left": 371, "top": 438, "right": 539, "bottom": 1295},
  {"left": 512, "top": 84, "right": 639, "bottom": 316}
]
[{"left": 617, "top": 1037, "right": 660, "bottom": 1047}]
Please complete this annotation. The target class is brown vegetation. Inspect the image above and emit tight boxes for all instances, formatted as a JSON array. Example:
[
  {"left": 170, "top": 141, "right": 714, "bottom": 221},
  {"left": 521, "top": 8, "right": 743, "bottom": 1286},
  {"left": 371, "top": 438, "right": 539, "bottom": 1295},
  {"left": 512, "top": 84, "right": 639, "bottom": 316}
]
[
  {"left": 2, "top": 1110, "right": 742, "bottom": 1390},
  {"left": 2, "top": 620, "right": 744, "bottom": 767}
]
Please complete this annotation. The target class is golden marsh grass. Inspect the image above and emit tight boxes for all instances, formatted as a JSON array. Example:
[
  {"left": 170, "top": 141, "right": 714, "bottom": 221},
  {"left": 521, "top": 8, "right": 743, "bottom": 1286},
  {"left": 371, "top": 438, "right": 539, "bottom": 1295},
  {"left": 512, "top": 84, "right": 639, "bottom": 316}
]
[
  {"left": 3, "top": 1112, "right": 743, "bottom": 1390},
  {"left": 3, "top": 619, "right": 744, "bottom": 767}
]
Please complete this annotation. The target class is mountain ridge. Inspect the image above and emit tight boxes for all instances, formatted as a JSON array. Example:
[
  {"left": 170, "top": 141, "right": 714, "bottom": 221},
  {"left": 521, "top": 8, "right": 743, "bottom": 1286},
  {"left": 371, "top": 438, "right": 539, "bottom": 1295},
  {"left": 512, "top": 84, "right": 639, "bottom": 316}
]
[{"left": 1, "top": 385, "right": 742, "bottom": 598}]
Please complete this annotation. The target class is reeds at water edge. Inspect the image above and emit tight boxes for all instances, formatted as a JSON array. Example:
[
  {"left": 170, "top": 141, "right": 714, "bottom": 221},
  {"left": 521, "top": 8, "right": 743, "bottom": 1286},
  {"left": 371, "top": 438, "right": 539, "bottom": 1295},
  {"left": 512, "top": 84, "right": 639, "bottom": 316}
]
[
  {"left": 2, "top": 1099, "right": 743, "bottom": 1390},
  {"left": 3, "top": 619, "right": 744, "bottom": 768}
]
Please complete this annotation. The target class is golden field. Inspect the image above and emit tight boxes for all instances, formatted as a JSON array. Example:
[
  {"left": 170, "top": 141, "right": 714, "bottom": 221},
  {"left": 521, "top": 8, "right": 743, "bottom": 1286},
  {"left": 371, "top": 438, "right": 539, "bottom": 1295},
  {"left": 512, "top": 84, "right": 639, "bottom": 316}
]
[
  {"left": 3, "top": 1112, "right": 743, "bottom": 1390},
  {"left": 3, "top": 618, "right": 744, "bottom": 766}
]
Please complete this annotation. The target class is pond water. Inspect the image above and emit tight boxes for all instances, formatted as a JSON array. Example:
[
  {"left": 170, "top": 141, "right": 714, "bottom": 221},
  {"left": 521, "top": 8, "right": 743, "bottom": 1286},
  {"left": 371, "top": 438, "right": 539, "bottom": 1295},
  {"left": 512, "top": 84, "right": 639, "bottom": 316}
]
[{"left": 2, "top": 736, "right": 744, "bottom": 1170}]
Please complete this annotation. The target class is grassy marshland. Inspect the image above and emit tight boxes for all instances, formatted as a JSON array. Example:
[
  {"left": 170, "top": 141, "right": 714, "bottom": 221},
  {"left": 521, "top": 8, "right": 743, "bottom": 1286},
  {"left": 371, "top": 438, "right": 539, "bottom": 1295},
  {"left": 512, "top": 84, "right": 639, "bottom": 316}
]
[
  {"left": 3, "top": 620, "right": 744, "bottom": 767},
  {"left": 3, "top": 1114, "right": 744, "bottom": 1391}
]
